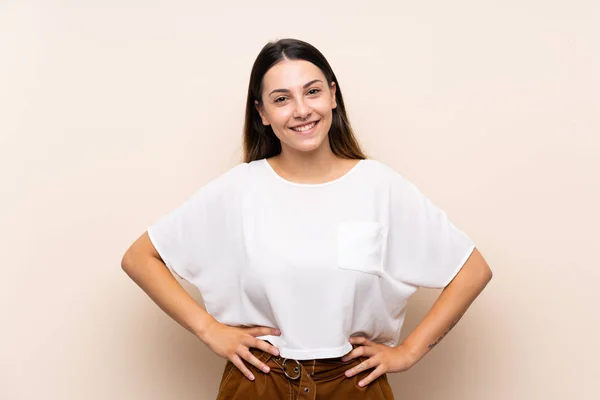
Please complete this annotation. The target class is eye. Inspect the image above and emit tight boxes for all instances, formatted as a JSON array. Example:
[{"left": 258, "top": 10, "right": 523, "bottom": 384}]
[
  {"left": 274, "top": 96, "right": 287, "bottom": 103},
  {"left": 307, "top": 88, "right": 321, "bottom": 95}
]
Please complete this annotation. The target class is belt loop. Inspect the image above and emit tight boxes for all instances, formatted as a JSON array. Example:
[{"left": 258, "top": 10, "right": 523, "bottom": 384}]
[{"left": 259, "top": 348, "right": 272, "bottom": 364}]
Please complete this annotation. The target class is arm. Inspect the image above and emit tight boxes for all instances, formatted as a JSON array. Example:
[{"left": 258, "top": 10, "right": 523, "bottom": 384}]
[
  {"left": 120, "top": 231, "right": 217, "bottom": 338},
  {"left": 121, "top": 231, "right": 281, "bottom": 380},
  {"left": 401, "top": 247, "right": 493, "bottom": 364},
  {"left": 343, "top": 247, "right": 492, "bottom": 386}
]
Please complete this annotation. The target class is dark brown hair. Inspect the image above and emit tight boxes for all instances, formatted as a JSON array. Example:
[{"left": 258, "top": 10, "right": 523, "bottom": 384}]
[{"left": 243, "top": 38, "right": 367, "bottom": 163}]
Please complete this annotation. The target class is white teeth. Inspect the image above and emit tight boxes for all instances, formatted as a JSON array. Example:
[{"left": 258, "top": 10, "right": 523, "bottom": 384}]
[{"left": 291, "top": 121, "right": 317, "bottom": 132}]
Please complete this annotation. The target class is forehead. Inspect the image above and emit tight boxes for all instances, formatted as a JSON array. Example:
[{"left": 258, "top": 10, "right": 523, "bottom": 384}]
[{"left": 262, "top": 59, "right": 326, "bottom": 91}]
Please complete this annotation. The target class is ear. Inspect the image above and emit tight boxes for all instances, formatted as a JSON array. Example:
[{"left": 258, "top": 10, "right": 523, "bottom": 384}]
[
  {"left": 254, "top": 100, "right": 270, "bottom": 126},
  {"left": 330, "top": 81, "right": 337, "bottom": 109}
]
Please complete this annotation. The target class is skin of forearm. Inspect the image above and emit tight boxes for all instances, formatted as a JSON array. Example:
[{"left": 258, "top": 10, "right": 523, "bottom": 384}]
[
  {"left": 401, "top": 248, "right": 493, "bottom": 365},
  {"left": 121, "top": 255, "right": 216, "bottom": 340}
]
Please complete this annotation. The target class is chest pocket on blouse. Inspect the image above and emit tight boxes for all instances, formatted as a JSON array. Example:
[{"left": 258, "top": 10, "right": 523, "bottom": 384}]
[{"left": 337, "top": 221, "right": 388, "bottom": 278}]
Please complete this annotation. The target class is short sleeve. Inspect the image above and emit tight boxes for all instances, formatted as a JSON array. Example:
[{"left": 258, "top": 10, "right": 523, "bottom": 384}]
[
  {"left": 146, "top": 163, "right": 247, "bottom": 283},
  {"left": 385, "top": 168, "right": 475, "bottom": 289}
]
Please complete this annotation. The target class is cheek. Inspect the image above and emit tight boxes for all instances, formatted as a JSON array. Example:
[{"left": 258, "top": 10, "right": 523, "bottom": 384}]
[
  {"left": 316, "top": 97, "right": 335, "bottom": 113},
  {"left": 268, "top": 108, "right": 291, "bottom": 124}
]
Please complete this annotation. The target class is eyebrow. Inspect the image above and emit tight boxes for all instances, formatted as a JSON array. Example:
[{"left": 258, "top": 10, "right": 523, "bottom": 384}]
[{"left": 269, "top": 79, "right": 323, "bottom": 96}]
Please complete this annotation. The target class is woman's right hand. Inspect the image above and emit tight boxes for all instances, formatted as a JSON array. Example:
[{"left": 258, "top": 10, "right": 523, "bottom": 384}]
[{"left": 199, "top": 320, "right": 281, "bottom": 381}]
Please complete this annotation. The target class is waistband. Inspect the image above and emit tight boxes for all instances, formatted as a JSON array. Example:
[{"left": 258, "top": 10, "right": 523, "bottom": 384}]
[{"left": 255, "top": 342, "right": 364, "bottom": 382}]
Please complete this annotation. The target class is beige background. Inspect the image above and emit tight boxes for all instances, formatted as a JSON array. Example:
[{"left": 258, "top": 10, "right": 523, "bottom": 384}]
[{"left": 2, "top": 1, "right": 598, "bottom": 399}]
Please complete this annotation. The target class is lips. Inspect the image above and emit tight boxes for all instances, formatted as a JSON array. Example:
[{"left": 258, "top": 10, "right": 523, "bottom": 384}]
[{"left": 290, "top": 120, "right": 319, "bottom": 132}]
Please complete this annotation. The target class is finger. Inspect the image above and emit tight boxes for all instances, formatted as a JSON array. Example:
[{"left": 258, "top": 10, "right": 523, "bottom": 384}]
[
  {"left": 240, "top": 348, "right": 271, "bottom": 374},
  {"left": 251, "top": 337, "right": 281, "bottom": 357},
  {"left": 230, "top": 355, "right": 255, "bottom": 381},
  {"left": 340, "top": 346, "right": 374, "bottom": 362},
  {"left": 245, "top": 326, "right": 281, "bottom": 337},
  {"left": 357, "top": 365, "right": 387, "bottom": 387},
  {"left": 344, "top": 356, "right": 376, "bottom": 378},
  {"left": 349, "top": 336, "right": 372, "bottom": 346}
]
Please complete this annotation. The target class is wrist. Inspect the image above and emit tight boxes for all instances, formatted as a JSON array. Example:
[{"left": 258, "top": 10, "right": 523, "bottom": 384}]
[
  {"left": 192, "top": 314, "right": 218, "bottom": 341},
  {"left": 396, "top": 343, "right": 422, "bottom": 368}
]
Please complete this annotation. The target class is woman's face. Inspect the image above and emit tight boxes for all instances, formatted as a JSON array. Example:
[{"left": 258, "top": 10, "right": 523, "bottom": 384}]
[{"left": 255, "top": 59, "right": 337, "bottom": 154}]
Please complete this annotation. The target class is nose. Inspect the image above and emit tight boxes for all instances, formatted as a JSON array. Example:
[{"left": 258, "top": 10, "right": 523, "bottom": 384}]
[{"left": 293, "top": 97, "right": 312, "bottom": 120}]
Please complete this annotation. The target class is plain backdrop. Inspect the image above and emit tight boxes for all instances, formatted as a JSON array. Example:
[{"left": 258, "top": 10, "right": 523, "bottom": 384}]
[{"left": 1, "top": 1, "right": 599, "bottom": 399}]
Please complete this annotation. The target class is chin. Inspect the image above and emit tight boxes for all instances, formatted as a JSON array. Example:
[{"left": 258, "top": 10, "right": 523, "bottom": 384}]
[{"left": 289, "top": 137, "right": 329, "bottom": 153}]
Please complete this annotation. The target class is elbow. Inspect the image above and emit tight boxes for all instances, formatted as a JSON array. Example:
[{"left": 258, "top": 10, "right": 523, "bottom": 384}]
[
  {"left": 121, "top": 252, "right": 133, "bottom": 272},
  {"left": 481, "top": 260, "right": 493, "bottom": 286},
  {"left": 120, "top": 247, "right": 139, "bottom": 272},
  {"left": 121, "top": 231, "right": 160, "bottom": 273},
  {"left": 472, "top": 247, "right": 493, "bottom": 284},
  {"left": 484, "top": 267, "right": 493, "bottom": 284}
]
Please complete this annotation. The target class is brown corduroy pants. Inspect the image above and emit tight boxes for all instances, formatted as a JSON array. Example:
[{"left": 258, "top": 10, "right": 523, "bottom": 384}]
[{"left": 216, "top": 346, "right": 395, "bottom": 400}]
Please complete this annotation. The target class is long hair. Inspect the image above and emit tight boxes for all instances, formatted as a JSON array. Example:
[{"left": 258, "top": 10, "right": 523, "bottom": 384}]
[{"left": 243, "top": 38, "right": 368, "bottom": 163}]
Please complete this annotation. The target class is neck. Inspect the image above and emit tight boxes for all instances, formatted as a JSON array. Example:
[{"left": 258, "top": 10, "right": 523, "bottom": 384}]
[{"left": 272, "top": 144, "right": 339, "bottom": 180}]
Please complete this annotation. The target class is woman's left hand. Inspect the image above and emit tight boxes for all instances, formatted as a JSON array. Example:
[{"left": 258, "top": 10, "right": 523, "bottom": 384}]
[{"left": 341, "top": 336, "right": 417, "bottom": 387}]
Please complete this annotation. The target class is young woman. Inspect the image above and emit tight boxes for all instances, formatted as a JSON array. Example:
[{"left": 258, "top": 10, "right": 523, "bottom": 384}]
[{"left": 121, "top": 38, "right": 493, "bottom": 400}]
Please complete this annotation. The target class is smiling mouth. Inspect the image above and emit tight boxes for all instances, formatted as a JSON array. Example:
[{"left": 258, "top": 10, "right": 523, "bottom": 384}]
[{"left": 290, "top": 120, "right": 319, "bottom": 132}]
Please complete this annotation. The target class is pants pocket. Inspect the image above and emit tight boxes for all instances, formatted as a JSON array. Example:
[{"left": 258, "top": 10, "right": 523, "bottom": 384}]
[
  {"left": 217, "top": 347, "right": 273, "bottom": 397},
  {"left": 352, "top": 356, "right": 394, "bottom": 399}
]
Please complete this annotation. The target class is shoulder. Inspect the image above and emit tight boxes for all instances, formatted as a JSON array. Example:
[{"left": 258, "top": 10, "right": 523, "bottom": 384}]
[
  {"left": 360, "top": 158, "right": 407, "bottom": 183},
  {"left": 359, "top": 159, "right": 425, "bottom": 200},
  {"left": 207, "top": 161, "right": 250, "bottom": 185},
  {"left": 361, "top": 158, "right": 392, "bottom": 173},
  {"left": 187, "top": 161, "right": 251, "bottom": 202}
]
